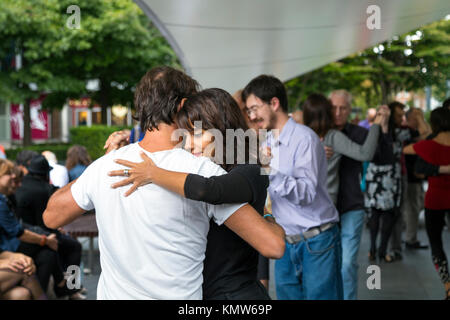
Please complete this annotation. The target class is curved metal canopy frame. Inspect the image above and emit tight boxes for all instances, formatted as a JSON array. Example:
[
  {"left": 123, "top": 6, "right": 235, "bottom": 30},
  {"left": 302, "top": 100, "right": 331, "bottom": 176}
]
[
  {"left": 134, "top": 0, "right": 192, "bottom": 76},
  {"left": 135, "top": 0, "right": 449, "bottom": 93}
]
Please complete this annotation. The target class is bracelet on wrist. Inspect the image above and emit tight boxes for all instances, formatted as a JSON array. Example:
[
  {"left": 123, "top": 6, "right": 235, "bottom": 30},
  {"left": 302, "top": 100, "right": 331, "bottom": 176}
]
[{"left": 40, "top": 235, "right": 47, "bottom": 247}]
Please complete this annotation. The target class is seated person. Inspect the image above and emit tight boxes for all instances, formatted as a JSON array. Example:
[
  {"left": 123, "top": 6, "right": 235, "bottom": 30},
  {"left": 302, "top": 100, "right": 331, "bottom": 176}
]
[{"left": 0, "top": 249, "right": 46, "bottom": 300}]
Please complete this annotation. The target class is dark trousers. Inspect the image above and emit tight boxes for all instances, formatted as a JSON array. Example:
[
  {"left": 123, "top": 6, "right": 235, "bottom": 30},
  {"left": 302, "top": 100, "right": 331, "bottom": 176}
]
[
  {"left": 206, "top": 281, "right": 271, "bottom": 300},
  {"left": 57, "top": 233, "right": 82, "bottom": 270},
  {"left": 17, "top": 242, "right": 64, "bottom": 292},
  {"left": 369, "top": 208, "right": 397, "bottom": 257},
  {"left": 425, "top": 208, "right": 449, "bottom": 284}
]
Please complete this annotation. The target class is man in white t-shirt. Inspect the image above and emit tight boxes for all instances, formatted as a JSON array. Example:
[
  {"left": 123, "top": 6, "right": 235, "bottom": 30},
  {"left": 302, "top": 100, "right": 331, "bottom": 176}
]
[{"left": 43, "top": 67, "right": 285, "bottom": 299}]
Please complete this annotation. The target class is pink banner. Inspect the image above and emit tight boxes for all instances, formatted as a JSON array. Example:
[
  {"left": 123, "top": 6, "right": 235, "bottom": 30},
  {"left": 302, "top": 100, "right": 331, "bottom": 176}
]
[{"left": 10, "top": 95, "right": 49, "bottom": 141}]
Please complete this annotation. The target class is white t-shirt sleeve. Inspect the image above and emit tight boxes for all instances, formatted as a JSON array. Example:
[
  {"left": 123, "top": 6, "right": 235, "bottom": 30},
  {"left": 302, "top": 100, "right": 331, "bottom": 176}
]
[
  {"left": 71, "top": 160, "right": 98, "bottom": 211},
  {"left": 196, "top": 157, "right": 248, "bottom": 226},
  {"left": 207, "top": 202, "right": 247, "bottom": 226}
]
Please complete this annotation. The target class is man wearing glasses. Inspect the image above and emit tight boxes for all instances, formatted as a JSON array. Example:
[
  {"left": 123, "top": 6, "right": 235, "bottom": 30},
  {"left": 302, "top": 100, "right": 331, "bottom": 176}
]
[{"left": 242, "top": 75, "right": 342, "bottom": 300}]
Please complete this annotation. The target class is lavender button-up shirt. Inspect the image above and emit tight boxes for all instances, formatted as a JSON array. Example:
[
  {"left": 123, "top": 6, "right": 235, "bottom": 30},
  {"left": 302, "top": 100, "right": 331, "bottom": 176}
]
[{"left": 268, "top": 118, "right": 339, "bottom": 235}]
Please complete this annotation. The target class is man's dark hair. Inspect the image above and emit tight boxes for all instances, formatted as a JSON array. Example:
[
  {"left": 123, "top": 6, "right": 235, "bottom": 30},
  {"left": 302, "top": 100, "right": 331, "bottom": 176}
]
[
  {"left": 133, "top": 66, "right": 200, "bottom": 132},
  {"left": 443, "top": 97, "right": 450, "bottom": 109},
  {"left": 15, "top": 150, "right": 39, "bottom": 167},
  {"left": 430, "top": 106, "right": 450, "bottom": 135},
  {"left": 241, "top": 75, "right": 288, "bottom": 113}
]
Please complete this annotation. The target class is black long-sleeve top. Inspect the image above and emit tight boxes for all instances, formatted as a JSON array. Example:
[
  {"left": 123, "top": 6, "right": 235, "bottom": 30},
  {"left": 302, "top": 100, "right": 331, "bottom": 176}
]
[
  {"left": 184, "top": 164, "right": 269, "bottom": 299},
  {"left": 414, "top": 157, "right": 440, "bottom": 177},
  {"left": 413, "top": 133, "right": 440, "bottom": 177},
  {"left": 371, "top": 132, "right": 396, "bottom": 165}
]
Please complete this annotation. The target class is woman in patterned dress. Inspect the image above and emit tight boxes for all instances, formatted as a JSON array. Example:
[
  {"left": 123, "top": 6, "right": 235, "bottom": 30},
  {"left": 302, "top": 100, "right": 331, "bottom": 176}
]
[{"left": 365, "top": 101, "right": 412, "bottom": 262}]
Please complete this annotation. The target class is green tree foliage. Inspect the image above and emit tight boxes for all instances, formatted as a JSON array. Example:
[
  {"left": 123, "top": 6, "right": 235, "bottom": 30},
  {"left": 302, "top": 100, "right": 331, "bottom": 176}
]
[
  {"left": 70, "top": 125, "right": 130, "bottom": 160},
  {"left": 286, "top": 18, "right": 450, "bottom": 113},
  {"left": 0, "top": 0, "right": 179, "bottom": 145}
]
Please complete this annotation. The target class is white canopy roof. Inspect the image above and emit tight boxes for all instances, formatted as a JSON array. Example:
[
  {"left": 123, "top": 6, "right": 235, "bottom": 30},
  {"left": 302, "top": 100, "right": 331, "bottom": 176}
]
[{"left": 135, "top": 0, "right": 449, "bottom": 94}]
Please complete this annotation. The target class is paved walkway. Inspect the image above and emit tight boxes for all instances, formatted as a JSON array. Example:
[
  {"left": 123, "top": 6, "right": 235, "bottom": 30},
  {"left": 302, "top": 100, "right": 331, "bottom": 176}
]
[{"left": 80, "top": 215, "right": 449, "bottom": 300}]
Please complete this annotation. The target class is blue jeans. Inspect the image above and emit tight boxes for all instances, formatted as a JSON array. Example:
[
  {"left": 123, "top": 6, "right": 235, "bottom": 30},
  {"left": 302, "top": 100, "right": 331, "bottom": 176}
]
[
  {"left": 340, "top": 209, "right": 365, "bottom": 300},
  {"left": 275, "top": 225, "right": 343, "bottom": 300}
]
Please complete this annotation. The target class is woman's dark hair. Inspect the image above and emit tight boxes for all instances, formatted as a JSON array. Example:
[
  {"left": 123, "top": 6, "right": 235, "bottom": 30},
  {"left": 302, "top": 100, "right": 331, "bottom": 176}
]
[
  {"left": 133, "top": 66, "right": 200, "bottom": 132},
  {"left": 302, "top": 93, "right": 334, "bottom": 137},
  {"left": 241, "top": 75, "right": 288, "bottom": 113},
  {"left": 66, "top": 145, "right": 92, "bottom": 171},
  {"left": 430, "top": 106, "right": 450, "bottom": 135},
  {"left": 175, "top": 88, "right": 258, "bottom": 172},
  {"left": 387, "top": 101, "right": 405, "bottom": 141}
]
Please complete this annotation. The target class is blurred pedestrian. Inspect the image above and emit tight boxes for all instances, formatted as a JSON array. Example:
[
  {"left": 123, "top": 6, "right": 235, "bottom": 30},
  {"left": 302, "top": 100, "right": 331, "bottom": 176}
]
[
  {"left": 303, "top": 93, "right": 385, "bottom": 204},
  {"left": 389, "top": 107, "right": 431, "bottom": 259},
  {"left": 15, "top": 155, "right": 84, "bottom": 274},
  {"left": 365, "top": 101, "right": 416, "bottom": 263},
  {"left": 129, "top": 122, "right": 143, "bottom": 144},
  {"left": 0, "top": 145, "right": 6, "bottom": 160},
  {"left": 413, "top": 100, "right": 450, "bottom": 177},
  {"left": 359, "top": 108, "right": 377, "bottom": 130},
  {"left": 398, "top": 110, "right": 429, "bottom": 250},
  {"left": 0, "top": 159, "right": 77, "bottom": 297},
  {"left": 291, "top": 110, "right": 303, "bottom": 124},
  {"left": 42, "top": 151, "right": 69, "bottom": 188},
  {"left": 0, "top": 249, "right": 46, "bottom": 300},
  {"left": 403, "top": 106, "right": 450, "bottom": 300},
  {"left": 15, "top": 150, "right": 39, "bottom": 176},
  {"left": 329, "top": 90, "right": 388, "bottom": 300},
  {"left": 65, "top": 145, "right": 91, "bottom": 182}
]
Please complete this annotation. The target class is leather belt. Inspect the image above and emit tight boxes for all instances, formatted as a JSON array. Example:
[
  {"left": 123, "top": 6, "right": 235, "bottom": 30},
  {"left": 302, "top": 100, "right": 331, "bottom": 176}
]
[{"left": 285, "top": 222, "right": 336, "bottom": 244}]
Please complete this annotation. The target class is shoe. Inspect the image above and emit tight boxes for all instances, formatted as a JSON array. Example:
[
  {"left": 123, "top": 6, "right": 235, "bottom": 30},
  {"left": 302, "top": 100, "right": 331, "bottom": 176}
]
[
  {"left": 69, "top": 292, "right": 87, "bottom": 300},
  {"left": 368, "top": 249, "right": 377, "bottom": 262},
  {"left": 392, "top": 251, "right": 403, "bottom": 261},
  {"left": 53, "top": 283, "right": 80, "bottom": 298},
  {"left": 79, "top": 286, "right": 88, "bottom": 295},
  {"left": 379, "top": 254, "right": 396, "bottom": 263},
  {"left": 405, "top": 241, "right": 429, "bottom": 249}
]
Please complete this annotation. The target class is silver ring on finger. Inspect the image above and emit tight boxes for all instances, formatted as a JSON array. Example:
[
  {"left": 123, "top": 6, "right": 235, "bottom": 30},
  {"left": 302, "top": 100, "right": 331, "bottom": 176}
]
[{"left": 123, "top": 169, "right": 130, "bottom": 177}]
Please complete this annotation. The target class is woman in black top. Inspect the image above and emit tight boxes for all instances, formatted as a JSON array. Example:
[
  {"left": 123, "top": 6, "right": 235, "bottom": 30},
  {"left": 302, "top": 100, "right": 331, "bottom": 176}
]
[{"left": 107, "top": 88, "right": 274, "bottom": 299}]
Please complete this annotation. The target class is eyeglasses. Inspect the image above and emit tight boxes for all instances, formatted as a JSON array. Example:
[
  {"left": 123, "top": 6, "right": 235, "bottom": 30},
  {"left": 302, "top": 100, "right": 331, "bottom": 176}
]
[{"left": 245, "top": 103, "right": 267, "bottom": 116}]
